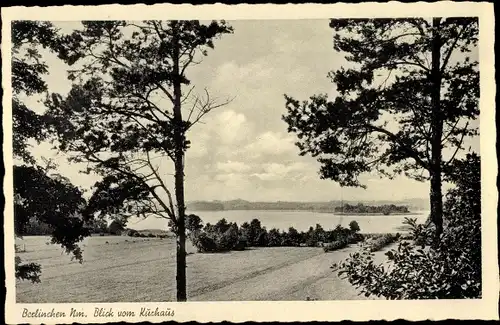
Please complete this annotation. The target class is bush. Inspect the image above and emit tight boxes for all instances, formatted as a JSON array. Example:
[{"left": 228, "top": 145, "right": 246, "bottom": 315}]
[
  {"left": 127, "top": 229, "right": 139, "bottom": 237},
  {"left": 348, "top": 232, "right": 365, "bottom": 244},
  {"left": 216, "top": 224, "right": 240, "bottom": 251},
  {"left": 147, "top": 233, "right": 155, "bottom": 238},
  {"left": 338, "top": 154, "right": 481, "bottom": 299},
  {"left": 323, "top": 239, "right": 348, "bottom": 252},
  {"left": 191, "top": 217, "right": 363, "bottom": 252},
  {"left": 368, "top": 233, "right": 399, "bottom": 252},
  {"left": 191, "top": 222, "right": 243, "bottom": 253},
  {"left": 186, "top": 214, "right": 203, "bottom": 232},
  {"left": 349, "top": 220, "right": 360, "bottom": 233},
  {"left": 233, "top": 238, "right": 247, "bottom": 251},
  {"left": 195, "top": 233, "right": 218, "bottom": 253}
]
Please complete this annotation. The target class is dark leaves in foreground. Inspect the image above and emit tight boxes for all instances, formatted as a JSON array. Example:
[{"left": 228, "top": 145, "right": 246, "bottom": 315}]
[
  {"left": 15, "top": 165, "right": 89, "bottom": 266},
  {"left": 338, "top": 154, "right": 481, "bottom": 299}
]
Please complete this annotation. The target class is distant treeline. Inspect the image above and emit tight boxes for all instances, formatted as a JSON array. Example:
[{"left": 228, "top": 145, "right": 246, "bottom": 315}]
[
  {"left": 335, "top": 203, "right": 410, "bottom": 215},
  {"left": 187, "top": 199, "right": 426, "bottom": 212},
  {"left": 20, "top": 217, "right": 109, "bottom": 236}
]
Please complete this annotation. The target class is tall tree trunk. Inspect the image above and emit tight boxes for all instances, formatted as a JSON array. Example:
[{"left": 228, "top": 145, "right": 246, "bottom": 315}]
[
  {"left": 172, "top": 21, "right": 187, "bottom": 302},
  {"left": 430, "top": 17, "right": 444, "bottom": 244}
]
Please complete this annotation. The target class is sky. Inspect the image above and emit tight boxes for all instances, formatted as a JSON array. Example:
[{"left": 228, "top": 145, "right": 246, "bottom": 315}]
[{"left": 24, "top": 19, "right": 479, "bottom": 203}]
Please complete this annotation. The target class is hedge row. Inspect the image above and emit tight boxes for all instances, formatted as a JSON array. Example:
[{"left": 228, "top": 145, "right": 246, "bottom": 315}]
[{"left": 368, "top": 233, "right": 400, "bottom": 252}]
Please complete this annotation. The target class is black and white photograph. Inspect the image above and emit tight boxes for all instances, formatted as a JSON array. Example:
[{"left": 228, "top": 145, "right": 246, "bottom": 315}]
[{"left": 3, "top": 2, "right": 498, "bottom": 323}]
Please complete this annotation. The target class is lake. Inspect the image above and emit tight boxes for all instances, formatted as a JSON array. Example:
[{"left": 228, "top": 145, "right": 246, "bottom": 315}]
[{"left": 127, "top": 210, "right": 430, "bottom": 234}]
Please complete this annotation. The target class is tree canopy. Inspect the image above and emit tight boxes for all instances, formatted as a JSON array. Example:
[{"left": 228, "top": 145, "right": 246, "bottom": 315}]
[
  {"left": 12, "top": 21, "right": 91, "bottom": 283},
  {"left": 46, "top": 20, "right": 233, "bottom": 224},
  {"left": 44, "top": 20, "right": 233, "bottom": 301},
  {"left": 283, "top": 18, "right": 479, "bottom": 240}
]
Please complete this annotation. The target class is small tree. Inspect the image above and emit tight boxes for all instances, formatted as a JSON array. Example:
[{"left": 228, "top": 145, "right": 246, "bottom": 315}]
[
  {"left": 186, "top": 214, "right": 203, "bottom": 233},
  {"left": 286, "top": 227, "right": 301, "bottom": 247},
  {"left": 268, "top": 228, "right": 282, "bottom": 247},
  {"left": 349, "top": 220, "right": 360, "bottom": 233},
  {"left": 283, "top": 18, "right": 479, "bottom": 243}
]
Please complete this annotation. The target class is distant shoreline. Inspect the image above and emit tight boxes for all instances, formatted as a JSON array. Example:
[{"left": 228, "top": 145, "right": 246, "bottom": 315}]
[{"left": 188, "top": 209, "right": 424, "bottom": 215}]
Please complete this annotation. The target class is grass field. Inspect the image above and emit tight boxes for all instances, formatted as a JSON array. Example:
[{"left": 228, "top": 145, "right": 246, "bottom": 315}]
[{"left": 16, "top": 235, "right": 393, "bottom": 302}]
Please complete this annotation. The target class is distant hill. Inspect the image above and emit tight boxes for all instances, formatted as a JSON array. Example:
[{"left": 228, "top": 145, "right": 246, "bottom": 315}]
[
  {"left": 187, "top": 201, "right": 225, "bottom": 211},
  {"left": 187, "top": 198, "right": 430, "bottom": 212}
]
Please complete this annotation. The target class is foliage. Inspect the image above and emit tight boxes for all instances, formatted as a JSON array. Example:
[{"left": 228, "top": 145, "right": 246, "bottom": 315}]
[
  {"left": 367, "top": 233, "right": 400, "bottom": 252},
  {"left": 11, "top": 21, "right": 64, "bottom": 163},
  {"left": 14, "top": 165, "right": 89, "bottom": 257},
  {"left": 267, "top": 228, "right": 282, "bottom": 246},
  {"left": 338, "top": 153, "right": 481, "bottom": 299},
  {"left": 336, "top": 204, "right": 409, "bottom": 215},
  {"left": 15, "top": 256, "right": 42, "bottom": 284},
  {"left": 323, "top": 240, "right": 349, "bottom": 252},
  {"left": 44, "top": 20, "right": 232, "bottom": 301},
  {"left": 192, "top": 216, "right": 363, "bottom": 252},
  {"left": 126, "top": 229, "right": 139, "bottom": 237},
  {"left": 12, "top": 22, "right": 93, "bottom": 283},
  {"left": 349, "top": 220, "right": 360, "bottom": 233},
  {"left": 108, "top": 220, "right": 126, "bottom": 235},
  {"left": 400, "top": 217, "right": 433, "bottom": 247},
  {"left": 186, "top": 214, "right": 203, "bottom": 232},
  {"left": 283, "top": 18, "right": 479, "bottom": 239},
  {"left": 192, "top": 221, "right": 242, "bottom": 253}
]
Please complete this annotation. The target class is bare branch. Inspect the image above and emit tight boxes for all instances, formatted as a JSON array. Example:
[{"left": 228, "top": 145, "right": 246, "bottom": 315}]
[
  {"left": 441, "top": 23, "right": 469, "bottom": 72},
  {"left": 445, "top": 121, "right": 469, "bottom": 167},
  {"left": 186, "top": 89, "right": 235, "bottom": 130}
]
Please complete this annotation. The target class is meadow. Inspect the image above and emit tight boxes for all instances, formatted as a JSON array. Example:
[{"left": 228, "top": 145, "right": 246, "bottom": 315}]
[{"left": 15, "top": 235, "right": 394, "bottom": 302}]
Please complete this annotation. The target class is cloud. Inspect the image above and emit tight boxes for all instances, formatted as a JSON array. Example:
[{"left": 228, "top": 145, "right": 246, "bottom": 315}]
[
  {"left": 214, "top": 61, "right": 275, "bottom": 89},
  {"left": 213, "top": 109, "right": 251, "bottom": 145},
  {"left": 251, "top": 161, "right": 310, "bottom": 181},
  {"left": 216, "top": 160, "right": 251, "bottom": 173},
  {"left": 244, "top": 131, "right": 297, "bottom": 158}
]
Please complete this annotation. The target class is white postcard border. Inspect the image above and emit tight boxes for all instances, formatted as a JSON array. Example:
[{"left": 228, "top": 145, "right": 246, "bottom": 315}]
[{"left": 2, "top": 2, "right": 498, "bottom": 323}]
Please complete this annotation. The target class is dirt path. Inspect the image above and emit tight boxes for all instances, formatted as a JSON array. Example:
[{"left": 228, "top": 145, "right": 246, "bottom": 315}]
[{"left": 190, "top": 245, "right": 393, "bottom": 301}]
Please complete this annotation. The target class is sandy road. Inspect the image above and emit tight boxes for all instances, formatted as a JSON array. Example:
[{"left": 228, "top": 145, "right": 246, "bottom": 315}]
[{"left": 190, "top": 245, "right": 391, "bottom": 301}]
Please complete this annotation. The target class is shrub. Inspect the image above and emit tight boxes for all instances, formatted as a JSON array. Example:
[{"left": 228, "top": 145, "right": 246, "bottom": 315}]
[
  {"left": 233, "top": 238, "right": 247, "bottom": 251},
  {"left": 195, "top": 233, "right": 218, "bottom": 253},
  {"left": 349, "top": 220, "right": 360, "bottom": 233},
  {"left": 267, "top": 228, "right": 282, "bottom": 247},
  {"left": 369, "top": 233, "right": 399, "bottom": 252},
  {"left": 127, "top": 229, "right": 139, "bottom": 237},
  {"left": 323, "top": 239, "right": 348, "bottom": 252},
  {"left": 338, "top": 154, "right": 481, "bottom": 299},
  {"left": 400, "top": 217, "right": 433, "bottom": 247},
  {"left": 109, "top": 220, "right": 125, "bottom": 235},
  {"left": 191, "top": 222, "right": 243, "bottom": 253},
  {"left": 186, "top": 214, "right": 203, "bottom": 233},
  {"left": 192, "top": 217, "right": 363, "bottom": 252},
  {"left": 216, "top": 224, "right": 239, "bottom": 251},
  {"left": 348, "top": 232, "right": 365, "bottom": 244}
]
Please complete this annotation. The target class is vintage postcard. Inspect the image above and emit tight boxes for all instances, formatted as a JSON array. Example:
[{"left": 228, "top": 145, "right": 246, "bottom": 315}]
[{"left": 2, "top": 2, "right": 498, "bottom": 323}]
